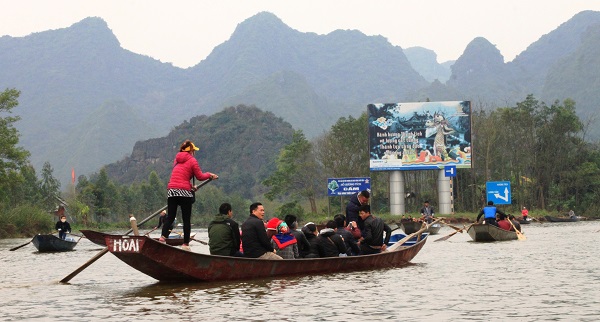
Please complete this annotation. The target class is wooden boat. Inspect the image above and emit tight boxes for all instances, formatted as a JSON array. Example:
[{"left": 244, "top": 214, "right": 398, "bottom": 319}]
[
  {"left": 400, "top": 220, "right": 423, "bottom": 234},
  {"left": 104, "top": 232, "right": 429, "bottom": 282},
  {"left": 80, "top": 229, "right": 191, "bottom": 246},
  {"left": 518, "top": 219, "right": 531, "bottom": 224},
  {"left": 32, "top": 234, "right": 78, "bottom": 252},
  {"left": 427, "top": 223, "right": 441, "bottom": 235},
  {"left": 467, "top": 224, "right": 518, "bottom": 242},
  {"left": 545, "top": 216, "right": 580, "bottom": 222},
  {"left": 400, "top": 220, "right": 440, "bottom": 235}
]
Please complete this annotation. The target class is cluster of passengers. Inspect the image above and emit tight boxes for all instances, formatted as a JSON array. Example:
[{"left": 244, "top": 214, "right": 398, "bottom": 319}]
[
  {"left": 207, "top": 202, "right": 392, "bottom": 260},
  {"left": 476, "top": 201, "right": 523, "bottom": 232}
]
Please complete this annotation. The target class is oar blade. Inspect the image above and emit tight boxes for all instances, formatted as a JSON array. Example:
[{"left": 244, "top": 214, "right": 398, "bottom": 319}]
[{"left": 9, "top": 240, "right": 32, "bottom": 251}]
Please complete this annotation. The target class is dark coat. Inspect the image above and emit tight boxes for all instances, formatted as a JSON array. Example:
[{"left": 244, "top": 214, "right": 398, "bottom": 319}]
[
  {"left": 291, "top": 229, "right": 310, "bottom": 258},
  {"left": 345, "top": 193, "right": 364, "bottom": 230},
  {"left": 317, "top": 229, "right": 348, "bottom": 257},
  {"left": 55, "top": 220, "right": 71, "bottom": 233},
  {"left": 241, "top": 215, "right": 273, "bottom": 258},
  {"left": 208, "top": 214, "right": 241, "bottom": 256},
  {"left": 362, "top": 215, "right": 391, "bottom": 247},
  {"left": 335, "top": 227, "right": 360, "bottom": 256},
  {"left": 303, "top": 232, "right": 320, "bottom": 258}
]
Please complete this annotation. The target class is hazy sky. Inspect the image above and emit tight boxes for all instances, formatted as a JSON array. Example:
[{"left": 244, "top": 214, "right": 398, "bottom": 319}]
[{"left": 2, "top": 1, "right": 600, "bottom": 68}]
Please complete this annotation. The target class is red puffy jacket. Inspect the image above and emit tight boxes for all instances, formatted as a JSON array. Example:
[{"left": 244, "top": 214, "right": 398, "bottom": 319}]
[{"left": 167, "top": 152, "right": 211, "bottom": 190}]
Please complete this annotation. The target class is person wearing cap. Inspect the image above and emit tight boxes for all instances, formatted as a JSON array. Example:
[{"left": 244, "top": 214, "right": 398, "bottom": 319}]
[
  {"left": 208, "top": 203, "right": 242, "bottom": 256},
  {"left": 357, "top": 205, "right": 392, "bottom": 255},
  {"left": 160, "top": 139, "right": 218, "bottom": 251},
  {"left": 241, "top": 202, "right": 282, "bottom": 259},
  {"left": 270, "top": 219, "right": 299, "bottom": 259}
]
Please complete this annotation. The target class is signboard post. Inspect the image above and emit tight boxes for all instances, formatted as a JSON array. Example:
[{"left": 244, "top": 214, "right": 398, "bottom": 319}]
[{"left": 486, "top": 181, "right": 512, "bottom": 205}]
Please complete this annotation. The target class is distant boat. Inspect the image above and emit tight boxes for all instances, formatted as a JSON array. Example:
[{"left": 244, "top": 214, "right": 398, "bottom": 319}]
[
  {"left": 32, "top": 234, "right": 78, "bottom": 252},
  {"left": 104, "top": 233, "right": 429, "bottom": 282},
  {"left": 400, "top": 220, "right": 440, "bottom": 235},
  {"left": 80, "top": 229, "right": 192, "bottom": 247},
  {"left": 467, "top": 224, "right": 518, "bottom": 242},
  {"left": 545, "top": 216, "right": 580, "bottom": 223}
]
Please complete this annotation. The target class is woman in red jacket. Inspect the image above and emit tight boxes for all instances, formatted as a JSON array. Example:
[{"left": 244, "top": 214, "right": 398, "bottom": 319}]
[{"left": 160, "top": 140, "right": 218, "bottom": 250}]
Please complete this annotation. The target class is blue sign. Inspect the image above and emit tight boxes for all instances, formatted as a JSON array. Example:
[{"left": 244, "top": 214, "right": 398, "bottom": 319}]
[
  {"left": 327, "top": 177, "right": 371, "bottom": 196},
  {"left": 444, "top": 165, "right": 457, "bottom": 177},
  {"left": 486, "top": 181, "right": 511, "bottom": 205}
]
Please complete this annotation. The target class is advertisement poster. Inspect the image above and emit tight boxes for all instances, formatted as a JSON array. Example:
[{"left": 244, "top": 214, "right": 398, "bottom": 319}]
[{"left": 368, "top": 101, "right": 472, "bottom": 171}]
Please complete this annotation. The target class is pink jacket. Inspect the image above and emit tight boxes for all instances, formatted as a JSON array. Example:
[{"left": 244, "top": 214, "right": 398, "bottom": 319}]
[{"left": 167, "top": 152, "right": 211, "bottom": 190}]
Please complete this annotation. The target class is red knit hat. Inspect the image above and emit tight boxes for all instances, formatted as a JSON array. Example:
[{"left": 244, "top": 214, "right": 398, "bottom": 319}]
[{"left": 266, "top": 218, "right": 282, "bottom": 231}]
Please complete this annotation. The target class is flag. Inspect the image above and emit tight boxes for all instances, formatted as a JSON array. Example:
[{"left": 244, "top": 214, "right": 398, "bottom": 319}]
[{"left": 71, "top": 168, "right": 75, "bottom": 184}]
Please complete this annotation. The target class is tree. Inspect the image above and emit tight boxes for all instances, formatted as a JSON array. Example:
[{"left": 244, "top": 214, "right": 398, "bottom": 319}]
[
  {"left": 40, "top": 161, "right": 61, "bottom": 211},
  {"left": 263, "top": 130, "right": 321, "bottom": 213},
  {"left": 0, "top": 89, "right": 31, "bottom": 205}
]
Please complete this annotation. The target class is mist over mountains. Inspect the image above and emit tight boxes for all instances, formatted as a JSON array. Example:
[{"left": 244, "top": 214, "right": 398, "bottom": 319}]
[{"left": 2, "top": 10, "right": 600, "bottom": 186}]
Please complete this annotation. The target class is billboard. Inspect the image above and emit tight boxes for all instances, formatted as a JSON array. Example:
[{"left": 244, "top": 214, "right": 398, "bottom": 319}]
[{"left": 368, "top": 101, "right": 472, "bottom": 171}]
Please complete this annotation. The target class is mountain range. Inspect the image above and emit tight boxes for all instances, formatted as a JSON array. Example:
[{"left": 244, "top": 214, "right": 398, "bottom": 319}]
[{"left": 2, "top": 10, "right": 600, "bottom": 186}]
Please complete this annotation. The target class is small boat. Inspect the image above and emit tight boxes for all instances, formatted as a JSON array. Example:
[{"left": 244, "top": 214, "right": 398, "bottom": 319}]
[
  {"left": 427, "top": 223, "right": 441, "bottom": 235},
  {"left": 32, "top": 234, "right": 78, "bottom": 252},
  {"left": 518, "top": 219, "right": 531, "bottom": 224},
  {"left": 545, "top": 216, "right": 580, "bottom": 223},
  {"left": 104, "top": 232, "right": 429, "bottom": 282},
  {"left": 467, "top": 224, "right": 518, "bottom": 242},
  {"left": 387, "top": 233, "right": 429, "bottom": 246},
  {"left": 80, "top": 229, "right": 192, "bottom": 247},
  {"left": 400, "top": 220, "right": 423, "bottom": 234}
]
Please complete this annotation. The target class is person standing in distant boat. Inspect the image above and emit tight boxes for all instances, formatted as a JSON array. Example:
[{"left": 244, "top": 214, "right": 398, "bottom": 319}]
[
  {"left": 55, "top": 215, "right": 71, "bottom": 240},
  {"left": 420, "top": 200, "right": 435, "bottom": 224},
  {"left": 160, "top": 140, "right": 218, "bottom": 251},
  {"left": 521, "top": 206, "right": 529, "bottom": 221}
]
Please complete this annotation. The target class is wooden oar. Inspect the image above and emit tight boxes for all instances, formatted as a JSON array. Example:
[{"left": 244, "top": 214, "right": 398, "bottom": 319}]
[
  {"left": 434, "top": 223, "right": 473, "bottom": 242},
  {"left": 442, "top": 221, "right": 463, "bottom": 232},
  {"left": 387, "top": 218, "right": 442, "bottom": 252},
  {"left": 507, "top": 218, "right": 526, "bottom": 241},
  {"left": 172, "top": 231, "right": 208, "bottom": 245},
  {"left": 9, "top": 238, "right": 34, "bottom": 251},
  {"left": 60, "top": 179, "right": 212, "bottom": 284}
]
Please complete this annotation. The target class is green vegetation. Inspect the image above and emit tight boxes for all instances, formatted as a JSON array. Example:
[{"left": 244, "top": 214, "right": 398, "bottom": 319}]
[{"left": 3, "top": 89, "right": 600, "bottom": 237}]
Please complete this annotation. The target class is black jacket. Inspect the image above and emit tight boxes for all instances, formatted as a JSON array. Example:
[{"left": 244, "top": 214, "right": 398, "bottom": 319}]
[
  {"left": 241, "top": 215, "right": 273, "bottom": 258},
  {"left": 55, "top": 220, "right": 71, "bottom": 233},
  {"left": 362, "top": 215, "right": 391, "bottom": 247},
  {"left": 303, "top": 232, "right": 320, "bottom": 258},
  {"left": 345, "top": 193, "right": 364, "bottom": 230},
  {"left": 335, "top": 227, "right": 360, "bottom": 256},
  {"left": 317, "top": 229, "right": 348, "bottom": 257},
  {"left": 291, "top": 229, "right": 311, "bottom": 258}
]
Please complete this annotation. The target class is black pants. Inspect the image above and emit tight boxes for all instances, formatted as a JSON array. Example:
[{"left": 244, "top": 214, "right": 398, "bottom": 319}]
[
  {"left": 484, "top": 218, "right": 498, "bottom": 227},
  {"left": 162, "top": 196, "right": 193, "bottom": 244}
]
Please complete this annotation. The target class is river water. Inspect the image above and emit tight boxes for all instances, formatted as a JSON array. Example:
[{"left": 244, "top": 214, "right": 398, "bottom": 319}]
[{"left": 1, "top": 221, "right": 599, "bottom": 321}]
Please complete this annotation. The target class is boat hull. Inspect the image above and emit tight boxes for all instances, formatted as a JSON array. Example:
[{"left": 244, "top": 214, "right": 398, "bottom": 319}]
[
  {"left": 105, "top": 233, "right": 428, "bottom": 282},
  {"left": 81, "top": 229, "right": 189, "bottom": 246},
  {"left": 400, "top": 221, "right": 423, "bottom": 234},
  {"left": 32, "top": 234, "right": 77, "bottom": 252},
  {"left": 467, "top": 224, "right": 518, "bottom": 242},
  {"left": 545, "top": 216, "right": 579, "bottom": 222}
]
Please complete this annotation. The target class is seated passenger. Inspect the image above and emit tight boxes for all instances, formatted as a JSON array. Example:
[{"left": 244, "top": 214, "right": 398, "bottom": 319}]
[
  {"left": 270, "top": 220, "right": 299, "bottom": 259},
  {"left": 508, "top": 214, "right": 522, "bottom": 232},
  {"left": 317, "top": 220, "right": 348, "bottom": 257},
  {"left": 496, "top": 213, "right": 512, "bottom": 231},
  {"left": 285, "top": 214, "right": 310, "bottom": 258},
  {"left": 334, "top": 214, "right": 359, "bottom": 256},
  {"left": 357, "top": 205, "right": 392, "bottom": 255},
  {"left": 301, "top": 222, "right": 320, "bottom": 258}
]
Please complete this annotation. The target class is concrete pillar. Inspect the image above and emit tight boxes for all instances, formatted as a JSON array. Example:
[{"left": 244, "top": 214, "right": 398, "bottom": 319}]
[
  {"left": 390, "top": 171, "right": 405, "bottom": 215},
  {"left": 438, "top": 170, "right": 453, "bottom": 214}
]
